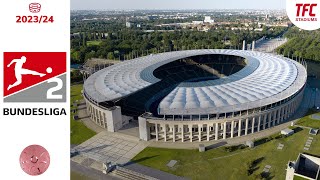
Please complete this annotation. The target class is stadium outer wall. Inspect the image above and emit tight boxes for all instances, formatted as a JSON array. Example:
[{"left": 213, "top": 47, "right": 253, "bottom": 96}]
[
  {"left": 83, "top": 82, "right": 305, "bottom": 142},
  {"left": 138, "top": 86, "right": 305, "bottom": 142},
  {"left": 83, "top": 93, "right": 132, "bottom": 132}
]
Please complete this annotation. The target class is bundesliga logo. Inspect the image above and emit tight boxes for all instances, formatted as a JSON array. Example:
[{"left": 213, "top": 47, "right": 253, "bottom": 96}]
[{"left": 3, "top": 52, "right": 66, "bottom": 102}]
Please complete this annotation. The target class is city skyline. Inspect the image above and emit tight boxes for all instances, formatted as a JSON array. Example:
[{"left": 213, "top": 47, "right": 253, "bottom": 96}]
[{"left": 71, "top": 0, "right": 286, "bottom": 10}]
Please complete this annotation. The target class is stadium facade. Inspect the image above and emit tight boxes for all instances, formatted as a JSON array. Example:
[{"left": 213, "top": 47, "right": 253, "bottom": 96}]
[{"left": 83, "top": 49, "right": 307, "bottom": 142}]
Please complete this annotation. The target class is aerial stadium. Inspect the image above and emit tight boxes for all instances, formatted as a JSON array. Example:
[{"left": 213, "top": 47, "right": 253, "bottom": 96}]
[{"left": 83, "top": 49, "right": 307, "bottom": 142}]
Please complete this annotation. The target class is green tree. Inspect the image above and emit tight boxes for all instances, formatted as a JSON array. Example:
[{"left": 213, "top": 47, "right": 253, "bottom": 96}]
[{"left": 107, "top": 52, "right": 115, "bottom": 60}]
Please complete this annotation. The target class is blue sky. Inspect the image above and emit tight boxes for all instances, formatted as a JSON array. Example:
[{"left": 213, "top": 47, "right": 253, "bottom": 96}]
[{"left": 71, "top": 0, "right": 286, "bottom": 10}]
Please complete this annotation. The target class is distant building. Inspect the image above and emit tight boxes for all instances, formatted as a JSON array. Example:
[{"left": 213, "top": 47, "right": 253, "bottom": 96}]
[
  {"left": 147, "top": 15, "right": 158, "bottom": 20},
  {"left": 204, "top": 16, "right": 214, "bottom": 24},
  {"left": 126, "top": 21, "right": 131, "bottom": 28},
  {"left": 265, "top": 14, "right": 270, "bottom": 19},
  {"left": 254, "top": 28, "right": 263, "bottom": 32},
  {"left": 70, "top": 32, "right": 81, "bottom": 38},
  {"left": 125, "top": 17, "right": 132, "bottom": 28},
  {"left": 286, "top": 153, "right": 320, "bottom": 180},
  {"left": 192, "top": 21, "right": 203, "bottom": 25},
  {"left": 202, "top": 26, "right": 210, "bottom": 32}
]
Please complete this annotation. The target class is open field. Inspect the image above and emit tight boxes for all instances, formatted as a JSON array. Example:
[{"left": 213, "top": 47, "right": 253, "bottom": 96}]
[
  {"left": 293, "top": 175, "right": 309, "bottom": 180},
  {"left": 296, "top": 108, "right": 320, "bottom": 129},
  {"left": 87, "top": 41, "right": 102, "bottom": 46},
  {"left": 71, "top": 84, "right": 96, "bottom": 145},
  {"left": 132, "top": 128, "right": 320, "bottom": 180},
  {"left": 296, "top": 114, "right": 320, "bottom": 129}
]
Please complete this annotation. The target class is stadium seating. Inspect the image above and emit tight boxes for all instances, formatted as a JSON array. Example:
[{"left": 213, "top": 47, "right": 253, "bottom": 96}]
[{"left": 117, "top": 54, "right": 246, "bottom": 117}]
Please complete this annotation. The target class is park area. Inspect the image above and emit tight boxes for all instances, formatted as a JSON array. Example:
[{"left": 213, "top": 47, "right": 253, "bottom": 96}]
[
  {"left": 87, "top": 40, "right": 102, "bottom": 46},
  {"left": 132, "top": 127, "right": 320, "bottom": 180}
]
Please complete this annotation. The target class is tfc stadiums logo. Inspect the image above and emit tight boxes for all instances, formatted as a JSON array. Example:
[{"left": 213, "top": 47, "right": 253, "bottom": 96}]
[
  {"left": 3, "top": 52, "right": 66, "bottom": 102},
  {"left": 296, "top": 3, "right": 317, "bottom": 21},
  {"left": 286, "top": 0, "right": 320, "bottom": 30}
]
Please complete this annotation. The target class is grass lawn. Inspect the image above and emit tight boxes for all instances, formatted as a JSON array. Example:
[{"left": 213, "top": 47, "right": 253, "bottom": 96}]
[
  {"left": 71, "top": 171, "right": 94, "bottom": 180},
  {"left": 87, "top": 41, "right": 102, "bottom": 46},
  {"left": 293, "top": 175, "right": 309, "bottom": 180},
  {"left": 296, "top": 109, "right": 320, "bottom": 129},
  {"left": 132, "top": 129, "right": 320, "bottom": 180},
  {"left": 70, "top": 84, "right": 96, "bottom": 145}
]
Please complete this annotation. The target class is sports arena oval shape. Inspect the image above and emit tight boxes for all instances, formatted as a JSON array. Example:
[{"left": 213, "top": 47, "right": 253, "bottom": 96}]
[{"left": 83, "top": 49, "right": 307, "bottom": 142}]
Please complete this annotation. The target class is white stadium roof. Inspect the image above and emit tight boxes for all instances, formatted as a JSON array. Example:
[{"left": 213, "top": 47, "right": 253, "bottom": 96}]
[{"left": 84, "top": 49, "right": 307, "bottom": 115}]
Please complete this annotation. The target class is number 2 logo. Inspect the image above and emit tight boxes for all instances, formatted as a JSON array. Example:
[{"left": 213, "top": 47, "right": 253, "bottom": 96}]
[{"left": 47, "top": 77, "right": 63, "bottom": 99}]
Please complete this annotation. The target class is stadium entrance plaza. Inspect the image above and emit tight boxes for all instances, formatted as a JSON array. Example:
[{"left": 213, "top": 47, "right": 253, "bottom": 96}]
[
  {"left": 71, "top": 78, "right": 319, "bottom": 171},
  {"left": 71, "top": 131, "right": 149, "bottom": 171}
]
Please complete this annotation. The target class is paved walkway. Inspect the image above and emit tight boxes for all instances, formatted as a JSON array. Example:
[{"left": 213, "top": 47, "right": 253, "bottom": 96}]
[
  {"left": 71, "top": 131, "right": 149, "bottom": 168},
  {"left": 311, "top": 114, "right": 320, "bottom": 120},
  {"left": 70, "top": 129, "right": 186, "bottom": 180},
  {"left": 71, "top": 161, "right": 120, "bottom": 180},
  {"left": 74, "top": 102, "right": 188, "bottom": 180},
  {"left": 255, "top": 38, "right": 287, "bottom": 53},
  {"left": 294, "top": 125, "right": 312, "bottom": 130},
  {"left": 118, "top": 121, "right": 140, "bottom": 137}
]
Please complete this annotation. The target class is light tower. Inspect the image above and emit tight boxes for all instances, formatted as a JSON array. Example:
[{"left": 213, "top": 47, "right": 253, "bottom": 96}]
[
  {"left": 242, "top": 40, "right": 246, "bottom": 50},
  {"left": 252, "top": 41, "right": 255, "bottom": 51}
]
